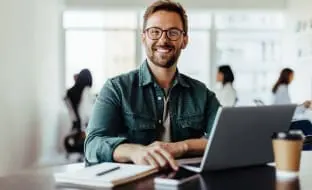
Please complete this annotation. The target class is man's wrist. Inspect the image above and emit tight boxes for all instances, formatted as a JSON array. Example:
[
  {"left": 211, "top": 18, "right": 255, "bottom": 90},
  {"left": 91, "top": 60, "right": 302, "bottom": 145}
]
[
  {"left": 182, "top": 139, "right": 207, "bottom": 156},
  {"left": 182, "top": 140, "right": 189, "bottom": 154},
  {"left": 176, "top": 141, "right": 188, "bottom": 156},
  {"left": 113, "top": 143, "right": 144, "bottom": 163},
  {"left": 128, "top": 144, "right": 144, "bottom": 161}
]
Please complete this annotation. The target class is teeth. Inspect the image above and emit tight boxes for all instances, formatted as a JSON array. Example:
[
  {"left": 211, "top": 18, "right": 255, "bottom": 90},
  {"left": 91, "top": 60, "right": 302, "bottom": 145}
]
[{"left": 156, "top": 48, "right": 170, "bottom": 53}]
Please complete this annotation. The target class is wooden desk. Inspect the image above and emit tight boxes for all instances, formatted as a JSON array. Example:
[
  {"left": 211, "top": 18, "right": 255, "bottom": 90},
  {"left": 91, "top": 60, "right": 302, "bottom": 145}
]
[{"left": 0, "top": 151, "right": 311, "bottom": 190}]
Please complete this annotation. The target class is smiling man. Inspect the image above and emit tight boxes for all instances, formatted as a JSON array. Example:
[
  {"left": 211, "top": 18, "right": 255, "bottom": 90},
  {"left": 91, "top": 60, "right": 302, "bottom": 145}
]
[{"left": 85, "top": 0, "right": 220, "bottom": 170}]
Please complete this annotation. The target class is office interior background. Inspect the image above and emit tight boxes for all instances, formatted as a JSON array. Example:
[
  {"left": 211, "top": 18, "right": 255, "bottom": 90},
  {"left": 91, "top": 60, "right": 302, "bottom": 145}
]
[{"left": 0, "top": 0, "right": 312, "bottom": 176}]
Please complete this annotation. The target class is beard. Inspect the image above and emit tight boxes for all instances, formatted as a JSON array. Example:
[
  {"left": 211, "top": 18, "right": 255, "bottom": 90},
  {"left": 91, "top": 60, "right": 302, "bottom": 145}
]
[{"left": 146, "top": 43, "right": 182, "bottom": 69}]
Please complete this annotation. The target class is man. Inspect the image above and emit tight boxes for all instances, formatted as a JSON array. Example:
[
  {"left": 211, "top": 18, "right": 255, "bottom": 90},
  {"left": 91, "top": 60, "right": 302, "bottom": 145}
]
[{"left": 85, "top": 0, "right": 220, "bottom": 171}]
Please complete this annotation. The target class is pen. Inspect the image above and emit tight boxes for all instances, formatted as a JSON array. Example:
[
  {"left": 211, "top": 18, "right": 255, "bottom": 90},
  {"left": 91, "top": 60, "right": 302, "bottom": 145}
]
[{"left": 96, "top": 166, "right": 121, "bottom": 176}]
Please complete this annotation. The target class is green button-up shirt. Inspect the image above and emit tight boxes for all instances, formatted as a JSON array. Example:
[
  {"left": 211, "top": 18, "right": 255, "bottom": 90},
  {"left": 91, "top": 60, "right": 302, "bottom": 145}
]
[{"left": 84, "top": 61, "right": 220, "bottom": 165}]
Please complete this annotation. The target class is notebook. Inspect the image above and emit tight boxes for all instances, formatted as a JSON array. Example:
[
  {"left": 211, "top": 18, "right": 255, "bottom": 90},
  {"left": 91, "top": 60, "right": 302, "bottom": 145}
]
[{"left": 54, "top": 163, "right": 158, "bottom": 188}]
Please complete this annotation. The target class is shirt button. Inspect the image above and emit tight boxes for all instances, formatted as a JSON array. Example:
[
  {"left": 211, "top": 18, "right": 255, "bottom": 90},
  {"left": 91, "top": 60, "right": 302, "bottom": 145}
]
[
  {"left": 157, "top": 96, "right": 162, "bottom": 100},
  {"left": 158, "top": 120, "right": 162, "bottom": 124}
]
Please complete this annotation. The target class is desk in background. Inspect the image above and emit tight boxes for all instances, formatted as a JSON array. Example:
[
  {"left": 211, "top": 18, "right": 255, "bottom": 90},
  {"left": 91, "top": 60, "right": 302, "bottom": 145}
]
[{"left": 0, "top": 152, "right": 311, "bottom": 190}]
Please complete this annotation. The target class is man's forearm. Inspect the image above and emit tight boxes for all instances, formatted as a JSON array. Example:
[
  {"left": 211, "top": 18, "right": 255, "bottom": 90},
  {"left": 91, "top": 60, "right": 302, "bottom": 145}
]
[
  {"left": 113, "top": 139, "right": 208, "bottom": 163},
  {"left": 113, "top": 143, "right": 144, "bottom": 163},
  {"left": 182, "top": 138, "right": 208, "bottom": 156}
]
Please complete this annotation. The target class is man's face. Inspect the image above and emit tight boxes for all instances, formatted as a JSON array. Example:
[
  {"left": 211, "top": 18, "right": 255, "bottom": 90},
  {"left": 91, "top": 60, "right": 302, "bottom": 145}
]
[{"left": 142, "top": 11, "right": 188, "bottom": 68}]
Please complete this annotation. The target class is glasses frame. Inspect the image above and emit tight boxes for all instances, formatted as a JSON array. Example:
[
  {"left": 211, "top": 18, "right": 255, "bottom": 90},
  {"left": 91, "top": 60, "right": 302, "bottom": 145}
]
[{"left": 144, "top": 27, "right": 185, "bottom": 41}]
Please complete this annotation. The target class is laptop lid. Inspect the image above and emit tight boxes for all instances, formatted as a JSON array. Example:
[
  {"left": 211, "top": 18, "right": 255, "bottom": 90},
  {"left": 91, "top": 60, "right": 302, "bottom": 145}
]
[{"left": 183, "top": 105, "right": 297, "bottom": 172}]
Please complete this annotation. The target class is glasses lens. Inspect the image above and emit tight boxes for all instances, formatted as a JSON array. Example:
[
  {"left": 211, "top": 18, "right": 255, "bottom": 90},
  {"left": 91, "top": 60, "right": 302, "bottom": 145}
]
[
  {"left": 167, "top": 29, "right": 182, "bottom": 40},
  {"left": 147, "top": 28, "right": 162, "bottom": 40}
]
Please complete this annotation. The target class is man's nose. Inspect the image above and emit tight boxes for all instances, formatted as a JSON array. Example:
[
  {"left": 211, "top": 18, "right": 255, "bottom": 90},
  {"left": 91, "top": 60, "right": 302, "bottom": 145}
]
[{"left": 158, "top": 31, "right": 170, "bottom": 43}]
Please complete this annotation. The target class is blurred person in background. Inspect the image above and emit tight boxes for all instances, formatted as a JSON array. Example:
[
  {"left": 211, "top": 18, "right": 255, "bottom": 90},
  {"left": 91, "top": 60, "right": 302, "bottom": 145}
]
[
  {"left": 215, "top": 65, "right": 237, "bottom": 107},
  {"left": 64, "top": 69, "right": 94, "bottom": 159},
  {"left": 272, "top": 68, "right": 311, "bottom": 121},
  {"left": 272, "top": 68, "right": 294, "bottom": 105}
]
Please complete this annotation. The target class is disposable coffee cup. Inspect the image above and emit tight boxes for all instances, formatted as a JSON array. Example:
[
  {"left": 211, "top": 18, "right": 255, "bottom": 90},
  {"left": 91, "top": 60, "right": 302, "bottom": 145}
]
[
  {"left": 275, "top": 177, "right": 300, "bottom": 190},
  {"left": 272, "top": 130, "right": 304, "bottom": 176}
]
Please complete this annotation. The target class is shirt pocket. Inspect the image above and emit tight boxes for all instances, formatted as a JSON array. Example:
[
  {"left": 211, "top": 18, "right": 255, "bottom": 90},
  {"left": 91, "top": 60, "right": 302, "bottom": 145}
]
[
  {"left": 177, "top": 114, "right": 205, "bottom": 139},
  {"left": 124, "top": 113, "right": 157, "bottom": 145}
]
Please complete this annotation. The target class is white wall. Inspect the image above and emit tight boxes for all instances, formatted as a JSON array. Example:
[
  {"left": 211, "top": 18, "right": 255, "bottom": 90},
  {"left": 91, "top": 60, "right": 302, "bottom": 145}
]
[
  {"left": 0, "top": 0, "right": 63, "bottom": 175},
  {"left": 66, "top": 0, "right": 287, "bottom": 10},
  {"left": 284, "top": 0, "right": 312, "bottom": 102}
]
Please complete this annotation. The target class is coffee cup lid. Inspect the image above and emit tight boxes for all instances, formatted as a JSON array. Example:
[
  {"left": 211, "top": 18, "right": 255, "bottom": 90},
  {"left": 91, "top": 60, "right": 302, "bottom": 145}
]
[{"left": 272, "top": 130, "right": 304, "bottom": 140}]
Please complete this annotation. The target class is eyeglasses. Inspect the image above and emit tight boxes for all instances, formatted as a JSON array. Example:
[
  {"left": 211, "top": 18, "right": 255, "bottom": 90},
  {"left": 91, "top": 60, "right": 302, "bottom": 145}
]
[{"left": 144, "top": 27, "right": 185, "bottom": 41}]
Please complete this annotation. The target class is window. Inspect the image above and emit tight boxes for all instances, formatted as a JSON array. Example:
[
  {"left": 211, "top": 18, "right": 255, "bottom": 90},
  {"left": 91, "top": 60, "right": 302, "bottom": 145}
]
[
  {"left": 63, "top": 11, "right": 137, "bottom": 29},
  {"left": 215, "top": 12, "right": 285, "bottom": 105},
  {"left": 64, "top": 11, "right": 137, "bottom": 93},
  {"left": 63, "top": 10, "right": 285, "bottom": 105},
  {"left": 215, "top": 12, "right": 284, "bottom": 30},
  {"left": 179, "top": 31, "right": 210, "bottom": 86},
  {"left": 65, "top": 30, "right": 136, "bottom": 92}
]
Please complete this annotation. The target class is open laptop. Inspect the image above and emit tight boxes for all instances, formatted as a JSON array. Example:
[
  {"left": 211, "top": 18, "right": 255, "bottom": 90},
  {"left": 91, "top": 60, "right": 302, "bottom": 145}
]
[{"left": 178, "top": 105, "right": 297, "bottom": 173}]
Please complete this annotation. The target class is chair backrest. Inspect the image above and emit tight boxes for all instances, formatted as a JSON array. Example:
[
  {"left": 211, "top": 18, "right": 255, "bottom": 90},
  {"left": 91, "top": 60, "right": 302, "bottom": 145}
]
[{"left": 64, "top": 97, "right": 78, "bottom": 122}]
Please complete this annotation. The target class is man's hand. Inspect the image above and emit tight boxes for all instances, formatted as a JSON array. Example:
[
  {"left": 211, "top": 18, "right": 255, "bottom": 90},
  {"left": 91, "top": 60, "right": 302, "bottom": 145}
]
[
  {"left": 148, "top": 141, "right": 188, "bottom": 158},
  {"left": 113, "top": 139, "right": 206, "bottom": 170},
  {"left": 303, "top": 100, "right": 312, "bottom": 109},
  {"left": 130, "top": 144, "right": 179, "bottom": 171}
]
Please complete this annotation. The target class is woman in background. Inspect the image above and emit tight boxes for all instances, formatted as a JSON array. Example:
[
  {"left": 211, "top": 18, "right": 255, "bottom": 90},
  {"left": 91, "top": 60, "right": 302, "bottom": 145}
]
[
  {"left": 272, "top": 68, "right": 312, "bottom": 122},
  {"left": 215, "top": 65, "right": 237, "bottom": 107},
  {"left": 272, "top": 68, "right": 294, "bottom": 105}
]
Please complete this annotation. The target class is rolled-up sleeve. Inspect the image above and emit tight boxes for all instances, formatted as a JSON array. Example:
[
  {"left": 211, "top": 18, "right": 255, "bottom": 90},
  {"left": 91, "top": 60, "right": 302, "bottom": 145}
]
[
  {"left": 84, "top": 79, "right": 127, "bottom": 165},
  {"left": 204, "top": 91, "right": 221, "bottom": 138}
]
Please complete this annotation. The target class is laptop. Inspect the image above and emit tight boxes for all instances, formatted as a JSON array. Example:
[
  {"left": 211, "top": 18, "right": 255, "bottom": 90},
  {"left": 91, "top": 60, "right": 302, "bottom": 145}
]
[{"left": 178, "top": 105, "right": 297, "bottom": 173}]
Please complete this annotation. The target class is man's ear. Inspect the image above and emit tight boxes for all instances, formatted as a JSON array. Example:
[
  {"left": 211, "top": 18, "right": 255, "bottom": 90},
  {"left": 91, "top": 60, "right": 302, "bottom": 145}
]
[
  {"left": 181, "top": 35, "right": 188, "bottom": 49},
  {"left": 141, "top": 32, "right": 146, "bottom": 44}
]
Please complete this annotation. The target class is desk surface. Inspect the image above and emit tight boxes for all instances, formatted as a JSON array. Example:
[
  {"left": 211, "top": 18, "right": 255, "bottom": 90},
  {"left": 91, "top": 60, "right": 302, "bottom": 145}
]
[{"left": 0, "top": 151, "right": 311, "bottom": 190}]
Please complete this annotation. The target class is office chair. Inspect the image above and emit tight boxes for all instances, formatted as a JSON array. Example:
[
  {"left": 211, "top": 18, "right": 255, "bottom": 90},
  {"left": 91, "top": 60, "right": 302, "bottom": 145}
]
[
  {"left": 290, "top": 120, "right": 312, "bottom": 151},
  {"left": 64, "top": 97, "right": 85, "bottom": 162}
]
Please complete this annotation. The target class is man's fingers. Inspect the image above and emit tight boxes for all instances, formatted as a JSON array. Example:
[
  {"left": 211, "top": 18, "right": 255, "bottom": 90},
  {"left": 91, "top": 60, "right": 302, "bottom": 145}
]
[
  {"left": 133, "top": 156, "right": 148, "bottom": 165},
  {"left": 149, "top": 150, "right": 168, "bottom": 168},
  {"left": 135, "top": 159, "right": 148, "bottom": 165},
  {"left": 143, "top": 153, "right": 159, "bottom": 168},
  {"left": 156, "top": 148, "right": 179, "bottom": 171},
  {"left": 133, "top": 145, "right": 178, "bottom": 171}
]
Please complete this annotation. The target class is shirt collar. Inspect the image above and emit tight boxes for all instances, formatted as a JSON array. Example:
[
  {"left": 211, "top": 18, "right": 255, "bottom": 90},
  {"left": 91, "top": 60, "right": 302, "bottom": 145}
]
[
  {"left": 139, "top": 60, "right": 190, "bottom": 88},
  {"left": 175, "top": 71, "right": 190, "bottom": 88},
  {"left": 139, "top": 60, "right": 154, "bottom": 86}
]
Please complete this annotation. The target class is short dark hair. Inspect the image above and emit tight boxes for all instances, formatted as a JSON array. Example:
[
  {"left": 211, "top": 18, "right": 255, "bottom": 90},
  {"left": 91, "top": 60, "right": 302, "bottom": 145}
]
[
  {"left": 143, "top": 0, "right": 188, "bottom": 35},
  {"left": 218, "top": 65, "right": 235, "bottom": 85}
]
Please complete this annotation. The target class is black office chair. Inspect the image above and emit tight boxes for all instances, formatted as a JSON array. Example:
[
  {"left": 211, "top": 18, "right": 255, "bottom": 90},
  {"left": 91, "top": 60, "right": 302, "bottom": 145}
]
[
  {"left": 63, "top": 122, "right": 85, "bottom": 160},
  {"left": 64, "top": 97, "right": 85, "bottom": 162},
  {"left": 290, "top": 120, "right": 312, "bottom": 151}
]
